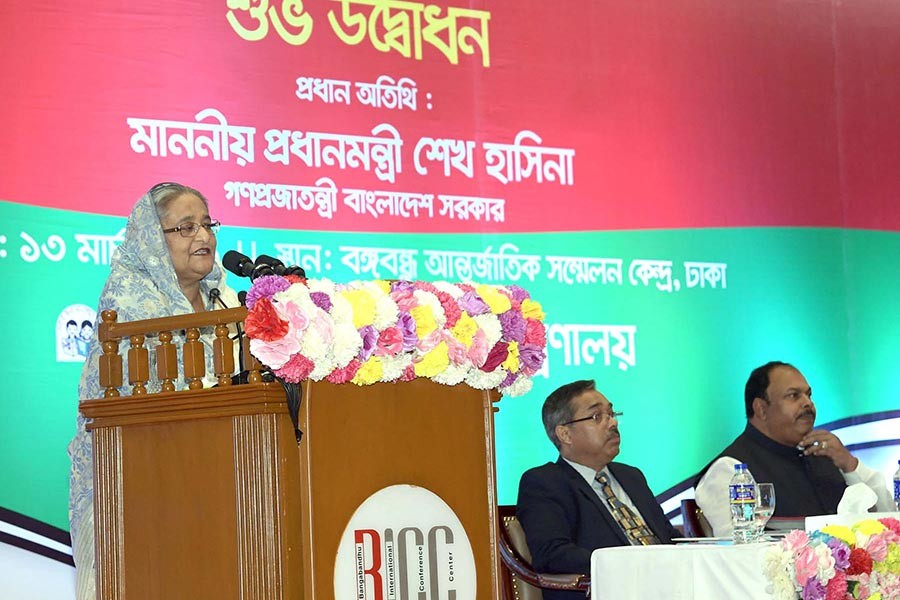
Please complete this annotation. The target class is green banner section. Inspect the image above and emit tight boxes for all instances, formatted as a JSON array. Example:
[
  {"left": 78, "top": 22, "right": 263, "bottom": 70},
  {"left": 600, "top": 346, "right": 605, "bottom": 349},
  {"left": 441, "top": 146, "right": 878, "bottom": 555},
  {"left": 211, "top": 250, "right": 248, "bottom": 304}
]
[{"left": 1, "top": 200, "right": 897, "bottom": 529}]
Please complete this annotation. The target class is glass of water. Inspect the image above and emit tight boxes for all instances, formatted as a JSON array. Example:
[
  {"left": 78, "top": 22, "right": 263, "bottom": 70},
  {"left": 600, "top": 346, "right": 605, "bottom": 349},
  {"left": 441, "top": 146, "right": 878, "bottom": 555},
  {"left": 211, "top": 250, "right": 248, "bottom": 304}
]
[{"left": 754, "top": 483, "right": 776, "bottom": 540}]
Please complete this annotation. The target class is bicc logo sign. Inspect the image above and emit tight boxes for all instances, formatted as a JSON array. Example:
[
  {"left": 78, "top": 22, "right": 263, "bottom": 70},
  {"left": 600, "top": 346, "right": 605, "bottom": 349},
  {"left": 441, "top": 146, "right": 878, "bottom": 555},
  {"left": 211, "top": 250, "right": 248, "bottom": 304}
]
[{"left": 334, "top": 485, "right": 477, "bottom": 600}]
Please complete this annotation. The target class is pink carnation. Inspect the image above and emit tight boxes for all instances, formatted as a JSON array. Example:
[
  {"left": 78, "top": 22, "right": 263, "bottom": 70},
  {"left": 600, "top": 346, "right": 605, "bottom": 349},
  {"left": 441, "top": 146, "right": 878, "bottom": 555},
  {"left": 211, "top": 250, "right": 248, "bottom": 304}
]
[
  {"left": 525, "top": 319, "right": 546, "bottom": 346},
  {"left": 415, "top": 281, "right": 439, "bottom": 294},
  {"left": 275, "top": 353, "right": 314, "bottom": 383},
  {"left": 391, "top": 289, "right": 417, "bottom": 312},
  {"left": 824, "top": 570, "right": 847, "bottom": 600},
  {"left": 436, "top": 291, "right": 462, "bottom": 328},
  {"left": 326, "top": 358, "right": 361, "bottom": 384},
  {"left": 399, "top": 363, "right": 416, "bottom": 382},
  {"left": 793, "top": 545, "right": 819, "bottom": 586},
  {"left": 249, "top": 330, "right": 301, "bottom": 370},
  {"left": 784, "top": 529, "right": 811, "bottom": 554},
  {"left": 374, "top": 327, "right": 404, "bottom": 356},
  {"left": 467, "top": 329, "right": 489, "bottom": 368},
  {"left": 417, "top": 329, "right": 443, "bottom": 352},
  {"left": 879, "top": 517, "right": 900, "bottom": 537},
  {"left": 443, "top": 333, "right": 469, "bottom": 366},
  {"left": 862, "top": 533, "right": 888, "bottom": 562},
  {"left": 276, "top": 300, "right": 309, "bottom": 332}
]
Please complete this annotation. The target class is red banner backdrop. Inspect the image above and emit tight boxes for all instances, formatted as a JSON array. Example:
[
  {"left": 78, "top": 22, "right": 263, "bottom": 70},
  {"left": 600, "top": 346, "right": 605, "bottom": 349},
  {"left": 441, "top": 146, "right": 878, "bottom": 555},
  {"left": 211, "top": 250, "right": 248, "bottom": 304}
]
[{"left": 2, "top": 0, "right": 900, "bottom": 233}]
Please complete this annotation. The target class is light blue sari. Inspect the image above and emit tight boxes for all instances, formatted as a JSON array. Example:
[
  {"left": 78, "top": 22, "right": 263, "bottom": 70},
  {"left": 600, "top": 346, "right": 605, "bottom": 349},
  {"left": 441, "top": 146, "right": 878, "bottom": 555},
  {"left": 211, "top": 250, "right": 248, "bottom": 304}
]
[{"left": 68, "top": 187, "right": 237, "bottom": 599}]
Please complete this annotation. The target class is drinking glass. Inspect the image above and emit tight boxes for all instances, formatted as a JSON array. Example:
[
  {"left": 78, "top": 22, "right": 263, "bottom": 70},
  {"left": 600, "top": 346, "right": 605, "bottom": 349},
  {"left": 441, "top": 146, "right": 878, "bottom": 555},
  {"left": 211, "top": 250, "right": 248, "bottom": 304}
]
[{"left": 754, "top": 483, "right": 776, "bottom": 540}]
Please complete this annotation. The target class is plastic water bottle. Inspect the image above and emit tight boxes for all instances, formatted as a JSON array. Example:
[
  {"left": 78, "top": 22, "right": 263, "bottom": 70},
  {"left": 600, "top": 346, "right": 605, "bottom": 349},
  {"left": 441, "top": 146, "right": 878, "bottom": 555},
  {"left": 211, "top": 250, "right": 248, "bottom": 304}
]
[
  {"left": 729, "top": 463, "right": 757, "bottom": 544},
  {"left": 893, "top": 460, "right": 900, "bottom": 511}
]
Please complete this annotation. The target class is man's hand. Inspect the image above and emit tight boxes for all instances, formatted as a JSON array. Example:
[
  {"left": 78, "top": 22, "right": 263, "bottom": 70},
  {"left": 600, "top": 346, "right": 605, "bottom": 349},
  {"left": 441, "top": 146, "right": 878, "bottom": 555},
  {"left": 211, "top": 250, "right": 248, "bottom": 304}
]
[{"left": 798, "top": 430, "right": 858, "bottom": 473}]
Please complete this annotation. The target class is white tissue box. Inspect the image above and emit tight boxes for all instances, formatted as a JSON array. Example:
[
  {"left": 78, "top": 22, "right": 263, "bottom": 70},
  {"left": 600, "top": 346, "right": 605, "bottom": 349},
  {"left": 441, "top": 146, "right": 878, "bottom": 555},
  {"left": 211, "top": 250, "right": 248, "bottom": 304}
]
[{"left": 805, "top": 511, "right": 900, "bottom": 532}]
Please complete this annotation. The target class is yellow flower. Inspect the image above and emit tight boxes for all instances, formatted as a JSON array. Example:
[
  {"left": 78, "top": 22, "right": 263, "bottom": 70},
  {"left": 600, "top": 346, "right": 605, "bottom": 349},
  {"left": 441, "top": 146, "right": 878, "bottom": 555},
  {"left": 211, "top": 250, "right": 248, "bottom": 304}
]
[
  {"left": 342, "top": 289, "right": 376, "bottom": 328},
  {"left": 476, "top": 284, "right": 512, "bottom": 314},
  {"left": 452, "top": 312, "right": 477, "bottom": 346},
  {"left": 502, "top": 341, "right": 520, "bottom": 372},
  {"left": 821, "top": 524, "right": 855, "bottom": 546},
  {"left": 410, "top": 305, "right": 438, "bottom": 338},
  {"left": 521, "top": 299, "right": 545, "bottom": 320},
  {"left": 853, "top": 519, "right": 886, "bottom": 537},
  {"left": 875, "top": 544, "right": 900, "bottom": 574},
  {"left": 353, "top": 357, "right": 383, "bottom": 385},
  {"left": 373, "top": 280, "right": 391, "bottom": 294},
  {"left": 414, "top": 342, "right": 449, "bottom": 377}
]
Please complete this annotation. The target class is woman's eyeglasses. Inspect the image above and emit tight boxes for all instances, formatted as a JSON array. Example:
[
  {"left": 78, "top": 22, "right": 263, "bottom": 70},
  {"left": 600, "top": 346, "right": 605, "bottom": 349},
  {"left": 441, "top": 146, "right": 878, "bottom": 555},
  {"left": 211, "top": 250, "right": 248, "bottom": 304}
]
[{"left": 162, "top": 220, "right": 221, "bottom": 238}]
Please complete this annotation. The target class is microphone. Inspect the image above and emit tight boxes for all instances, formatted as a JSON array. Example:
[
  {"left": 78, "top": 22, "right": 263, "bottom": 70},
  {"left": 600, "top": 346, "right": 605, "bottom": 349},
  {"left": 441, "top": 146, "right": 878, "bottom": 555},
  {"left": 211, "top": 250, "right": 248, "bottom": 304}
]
[
  {"left": 208, "top": 287, "right": 228, "bottom": 310},
  {"left": 238, "top": 290, "right": 248, "bottom": 306},
  {"left": 222, "top": 250, "right": 255, "bottom": 278},
  {"left": 256, "top": 254, "right": 306, "bottom": 278}
]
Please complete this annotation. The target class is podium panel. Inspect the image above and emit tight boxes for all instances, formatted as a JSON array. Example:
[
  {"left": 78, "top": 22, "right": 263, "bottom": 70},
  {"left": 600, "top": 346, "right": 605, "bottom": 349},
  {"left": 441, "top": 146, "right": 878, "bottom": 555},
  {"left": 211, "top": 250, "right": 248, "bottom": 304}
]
[
  {"left": 299, "top": 378, "right": 502, "bottom": 600},
  {"left": 83, "top": 383, "right": 305, "bottom": 600}
]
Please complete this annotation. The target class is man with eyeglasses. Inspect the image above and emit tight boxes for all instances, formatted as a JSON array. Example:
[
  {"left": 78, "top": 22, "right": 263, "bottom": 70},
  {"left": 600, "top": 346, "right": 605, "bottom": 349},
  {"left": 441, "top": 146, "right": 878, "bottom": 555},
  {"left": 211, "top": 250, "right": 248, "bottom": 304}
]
[{"left": 516, "top": 380, "right": 679, "bottom": 596}]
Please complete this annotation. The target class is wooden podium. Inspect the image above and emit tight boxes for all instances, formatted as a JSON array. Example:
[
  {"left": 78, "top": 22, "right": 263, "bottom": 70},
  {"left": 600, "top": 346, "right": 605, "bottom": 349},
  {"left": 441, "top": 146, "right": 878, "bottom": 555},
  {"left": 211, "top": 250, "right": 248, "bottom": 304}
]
[{"left": 81, "top": 309, "right": 503, "bottom": 599}]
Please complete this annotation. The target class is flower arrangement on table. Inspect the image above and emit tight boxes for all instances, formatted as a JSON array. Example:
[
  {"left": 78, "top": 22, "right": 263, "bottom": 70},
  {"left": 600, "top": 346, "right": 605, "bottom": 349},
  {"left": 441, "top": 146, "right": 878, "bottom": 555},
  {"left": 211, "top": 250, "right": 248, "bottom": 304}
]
[
  {"left": 242, "top": 276, "right": 547, "bottom": 396},
  {"left": 763, "top": 517, "right": 900, "bottom": 600}
]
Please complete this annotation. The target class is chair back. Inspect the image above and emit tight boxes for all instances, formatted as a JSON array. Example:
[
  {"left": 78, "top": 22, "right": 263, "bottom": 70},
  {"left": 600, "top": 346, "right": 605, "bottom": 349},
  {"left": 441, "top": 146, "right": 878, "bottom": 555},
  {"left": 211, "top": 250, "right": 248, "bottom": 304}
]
[
  {"left": 497, "top": 505, "right": 590, "bottom": 600},
  {"left": 680, "top": 498, "right": 713, "bottom": 537}
]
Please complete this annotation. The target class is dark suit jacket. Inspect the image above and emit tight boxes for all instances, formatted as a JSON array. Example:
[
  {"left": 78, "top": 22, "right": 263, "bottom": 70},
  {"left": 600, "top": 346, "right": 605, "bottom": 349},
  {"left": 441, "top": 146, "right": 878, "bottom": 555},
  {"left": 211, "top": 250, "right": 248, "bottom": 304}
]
[{"left": 516, "top": 458, "right": 679, "bottom": 600}]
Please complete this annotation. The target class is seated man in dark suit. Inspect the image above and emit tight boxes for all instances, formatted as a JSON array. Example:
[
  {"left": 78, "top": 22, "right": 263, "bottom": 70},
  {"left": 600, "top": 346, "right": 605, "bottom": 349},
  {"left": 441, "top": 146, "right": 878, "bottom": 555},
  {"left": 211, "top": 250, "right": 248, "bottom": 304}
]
[{"left": 516, "top": 380, "right": 679, "bottom": 598}]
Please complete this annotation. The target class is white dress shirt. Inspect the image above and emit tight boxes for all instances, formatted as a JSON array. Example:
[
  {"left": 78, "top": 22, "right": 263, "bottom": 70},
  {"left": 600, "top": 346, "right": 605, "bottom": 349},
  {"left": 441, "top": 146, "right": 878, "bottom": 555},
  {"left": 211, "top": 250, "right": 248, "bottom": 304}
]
[{"left": 695, "top": 455, "right": 894, "bottom": 537}]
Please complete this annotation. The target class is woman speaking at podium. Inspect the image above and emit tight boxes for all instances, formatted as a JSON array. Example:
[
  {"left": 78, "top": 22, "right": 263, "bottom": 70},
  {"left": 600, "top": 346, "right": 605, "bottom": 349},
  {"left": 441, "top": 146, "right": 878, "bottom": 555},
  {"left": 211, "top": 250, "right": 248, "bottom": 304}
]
[{"left": 67, "top": 183, "right": 239, "bottom": 600}]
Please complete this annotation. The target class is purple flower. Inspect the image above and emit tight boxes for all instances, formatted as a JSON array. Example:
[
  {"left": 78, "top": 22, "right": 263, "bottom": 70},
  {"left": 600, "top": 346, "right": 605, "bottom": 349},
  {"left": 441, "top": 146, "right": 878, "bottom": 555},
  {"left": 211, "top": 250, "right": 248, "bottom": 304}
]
[
  {"left": 309, "top": 291, "right": 332, "bottom": 312},
  {"left": 826, "top": 538, "right": 850, "bottom": 570},
  {"left": 459, "top": 291, "right": 490, "bottom": 315},
  {"left": 357, "top": 325, "right": 378, "bottom": 362},
  {"left": 518, "top": 344, "right": 546, "bottom": 371},
  {"left": 506, "top": 285, "right": 530, "bottom": 302},
  {"left": 801, "top": 576, "right": 825, "bottom": 600},
  {"left": 245, "top": 275, "right": 291, "bottom": 309},
  {"left": 391, "top": 280, "right": 415, "bottom": 293},
  {"left": 499, "top": 310, "right": 526, "bottom": 342},
  {"left": 397, "top": 312, "right": 418, "bottom": 351},
  {"left": 500, "top": 371, "right": 518, "bottom": 387}
]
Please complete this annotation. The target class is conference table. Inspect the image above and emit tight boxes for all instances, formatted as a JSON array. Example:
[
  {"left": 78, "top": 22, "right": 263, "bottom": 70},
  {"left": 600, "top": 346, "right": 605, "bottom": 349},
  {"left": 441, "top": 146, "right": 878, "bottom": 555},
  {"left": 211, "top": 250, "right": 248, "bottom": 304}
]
[{"left": 591, "top": 540, "right": 775, "bottom": 599}]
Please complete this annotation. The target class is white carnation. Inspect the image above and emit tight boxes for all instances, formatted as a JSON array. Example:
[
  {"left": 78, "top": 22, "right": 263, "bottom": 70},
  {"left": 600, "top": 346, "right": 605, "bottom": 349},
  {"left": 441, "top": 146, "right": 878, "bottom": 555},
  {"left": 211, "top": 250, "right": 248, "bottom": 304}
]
[
  {"left": 501, "top": 377, "right": 533, "bottom": 397},
  {"left": 333, "top": 323, "right": 363, "bottom": 367},
  {"left": 473, "top": 313, "right": 502, "bottom": 347},
  {"left": 431, "top": 364, "right": 469, "bottom": 386},
  {"left": 465, "top": 369, "right": 507, "bottom": 390}
]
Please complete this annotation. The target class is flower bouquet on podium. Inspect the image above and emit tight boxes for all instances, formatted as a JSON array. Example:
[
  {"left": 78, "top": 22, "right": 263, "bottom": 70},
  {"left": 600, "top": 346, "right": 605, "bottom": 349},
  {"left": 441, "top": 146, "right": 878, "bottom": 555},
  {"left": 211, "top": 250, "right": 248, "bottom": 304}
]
[{"left": 243, "top": 276, "right": 547, "bottom": 396}]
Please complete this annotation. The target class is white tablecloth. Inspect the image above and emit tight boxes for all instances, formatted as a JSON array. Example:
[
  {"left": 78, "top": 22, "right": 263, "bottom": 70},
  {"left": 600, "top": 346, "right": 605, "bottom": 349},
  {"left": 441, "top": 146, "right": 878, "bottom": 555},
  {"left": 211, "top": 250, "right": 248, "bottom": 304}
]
[{"left": 591, "top": 542, "right": 776, "bottom": 600}]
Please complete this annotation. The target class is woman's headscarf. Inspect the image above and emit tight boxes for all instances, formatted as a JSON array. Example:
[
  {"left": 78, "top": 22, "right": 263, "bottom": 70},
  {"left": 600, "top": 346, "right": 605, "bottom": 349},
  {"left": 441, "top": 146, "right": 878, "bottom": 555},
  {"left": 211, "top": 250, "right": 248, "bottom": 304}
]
[
  {"left": 69, "top": 185, "right": 236, "bottom": 598},
  {"left": 77, "top": 186, "right": 231, "bottom": 401}
]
